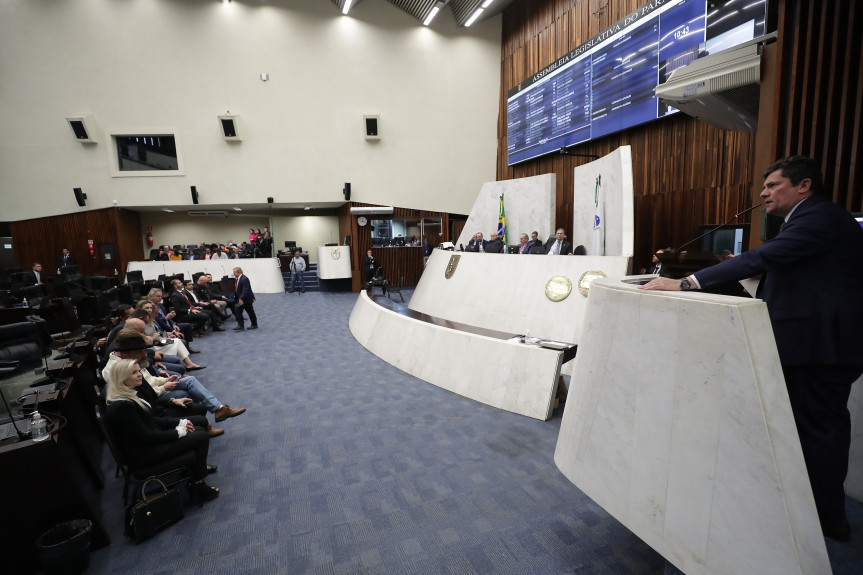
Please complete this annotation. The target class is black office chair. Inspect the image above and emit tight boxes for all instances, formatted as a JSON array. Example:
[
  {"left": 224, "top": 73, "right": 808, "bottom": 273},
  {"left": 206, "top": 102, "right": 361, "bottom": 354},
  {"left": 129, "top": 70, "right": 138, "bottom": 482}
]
[
  {"left": 125, "top": 270, "right": 144, "bottom": 283},
  {"left": 95, "top": 405, "right": 194, "bottom": 505},
  {"left": 387, "top": 277, "right": 405, "bottom": 303}
]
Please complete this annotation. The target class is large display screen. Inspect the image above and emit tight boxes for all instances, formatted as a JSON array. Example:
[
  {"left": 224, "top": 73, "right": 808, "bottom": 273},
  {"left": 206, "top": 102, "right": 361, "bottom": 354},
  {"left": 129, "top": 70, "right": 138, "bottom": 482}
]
[{"left": 506, "top": 0, "right": 767, "bottom": 166}]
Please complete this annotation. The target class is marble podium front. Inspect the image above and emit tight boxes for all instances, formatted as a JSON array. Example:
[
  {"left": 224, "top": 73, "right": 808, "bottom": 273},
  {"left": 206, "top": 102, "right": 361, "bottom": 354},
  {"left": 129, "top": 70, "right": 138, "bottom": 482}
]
[
  {"left": 554, "top": 277, "right": 831, "bottom": 575},
  {"left": 316, "top": 246, "right": 351, "bottom": 279}
]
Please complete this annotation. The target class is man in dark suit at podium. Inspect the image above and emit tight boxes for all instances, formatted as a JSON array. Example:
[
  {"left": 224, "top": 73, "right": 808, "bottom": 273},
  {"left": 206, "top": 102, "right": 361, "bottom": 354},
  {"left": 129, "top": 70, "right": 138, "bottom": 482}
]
[
  {"left": 544, "top": 228, "right": 573, "bottom": 255},
  {"left": 641, "top": 156, "right": 863, "bottom": 541}
]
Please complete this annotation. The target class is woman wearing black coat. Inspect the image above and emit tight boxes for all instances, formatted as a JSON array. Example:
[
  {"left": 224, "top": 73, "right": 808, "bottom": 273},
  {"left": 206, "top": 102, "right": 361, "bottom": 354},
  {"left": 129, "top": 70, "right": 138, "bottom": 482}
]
[{"left": 104, "top": 358, "right": 219, "bottom": 502}]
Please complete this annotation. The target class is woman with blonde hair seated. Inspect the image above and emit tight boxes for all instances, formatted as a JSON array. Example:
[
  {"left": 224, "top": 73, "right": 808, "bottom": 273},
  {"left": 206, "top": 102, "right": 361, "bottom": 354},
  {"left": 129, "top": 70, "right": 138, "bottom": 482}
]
[{"left": 104, "top": 358, "right": 219, "bottom": 502}]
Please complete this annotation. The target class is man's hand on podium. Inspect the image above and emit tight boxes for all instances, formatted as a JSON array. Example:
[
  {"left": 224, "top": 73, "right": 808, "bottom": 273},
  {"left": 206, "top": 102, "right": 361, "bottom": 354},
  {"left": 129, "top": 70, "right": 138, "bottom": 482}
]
[{"left": 639, "top": 276, "right": 698, "bottom": 291}]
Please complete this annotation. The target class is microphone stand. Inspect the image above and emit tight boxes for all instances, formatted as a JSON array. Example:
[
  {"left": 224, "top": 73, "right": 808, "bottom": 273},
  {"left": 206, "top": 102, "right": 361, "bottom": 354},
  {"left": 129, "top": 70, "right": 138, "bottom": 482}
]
[{"left": 674, "top": 203, "right": 762, "bottom": 255}]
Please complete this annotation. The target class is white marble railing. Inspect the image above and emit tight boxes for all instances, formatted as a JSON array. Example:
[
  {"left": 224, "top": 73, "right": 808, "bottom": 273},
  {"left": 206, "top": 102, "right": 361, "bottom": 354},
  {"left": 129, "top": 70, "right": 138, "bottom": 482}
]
[{"left": 349, "top": 291, "right": 565, "bottom": 420}]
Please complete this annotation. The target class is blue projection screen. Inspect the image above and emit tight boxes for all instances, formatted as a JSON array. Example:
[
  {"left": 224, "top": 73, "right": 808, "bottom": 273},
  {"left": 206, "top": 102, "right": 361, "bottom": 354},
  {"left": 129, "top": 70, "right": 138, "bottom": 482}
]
[{"left": 506, "top": 0, "right": 767, "bottom": 166}]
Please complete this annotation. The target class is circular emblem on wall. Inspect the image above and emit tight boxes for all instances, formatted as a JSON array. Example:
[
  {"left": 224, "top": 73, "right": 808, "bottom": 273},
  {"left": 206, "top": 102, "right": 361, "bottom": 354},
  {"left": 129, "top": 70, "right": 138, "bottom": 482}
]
[
  {"left": 545, "top": 276, "right": 572, "bottom": 302},
  {"left": 330, "top": 249, "right": 341, "bottom": 260},
  {"left": 445, "top": 254, "right": 461, "bottom": 279},
  {"left": 577, "top": 270, "right": 607, "bottom": 297}
]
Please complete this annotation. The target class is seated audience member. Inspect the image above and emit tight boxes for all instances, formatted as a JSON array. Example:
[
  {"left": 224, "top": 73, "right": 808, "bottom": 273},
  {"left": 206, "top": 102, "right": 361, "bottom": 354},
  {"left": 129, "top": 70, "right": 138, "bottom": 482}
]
[
  {"left": 183, "top": 279, "right": 226, "bottom": 326},
  {"left": 194, "top": 275, "right": 228, "bottom": 317},
  {"left": 466, "top": 232, "right": 487, "bottom": 253},
  {"left": 134, "top": 302, "right": 205, "bottom": 370},
  {"left": 203, "top": 274, "right": 234, "bottom": 314},
  {"left": 104, "top": 358, "right": 220, "bottom": 501},
  {"left": 517, "top": 233, "right": 532, "bottom": 254},
  {"left": 485, "top": 232, "right": 505, "bottom": 253},
  {"left": 647, "top": 248, "right": 672, "bottom": 276},
  {"left": 149, "top": 288, "right": 195, "bottom": 343},
  {"left": 23, "top": 262, "right": 44, "bottom": 285},
  {"left": 202, "top": 247, "right": 213, "bottom": 260},
  {"left": 544, "top": 228, "right": 573, "bottom": 255},
  {"left": 169, "top": 250, "right": 184, "bottom": 261},
  {"left": 212, "top": 245, "right": 229, "bottom": 260},
  {"left": 104, "top": 331, "right": 245, "bottom": 425},
  {"left": 170, "top": 279, "right": 212, "bottom": 333},
  {"left": 120, "top": 314, "right": 186, "bottom": 376}
]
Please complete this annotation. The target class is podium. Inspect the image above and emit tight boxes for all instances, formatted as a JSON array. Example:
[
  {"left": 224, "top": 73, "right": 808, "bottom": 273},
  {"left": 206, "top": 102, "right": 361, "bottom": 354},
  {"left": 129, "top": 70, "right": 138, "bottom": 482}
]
[{"left": 554, "top": 277, "right": 831, "bottom": 575}]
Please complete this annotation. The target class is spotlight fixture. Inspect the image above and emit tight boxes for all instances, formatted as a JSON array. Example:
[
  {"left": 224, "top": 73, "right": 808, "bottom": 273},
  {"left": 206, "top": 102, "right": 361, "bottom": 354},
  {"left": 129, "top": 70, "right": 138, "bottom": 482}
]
[
  {"left": 304, "top": 205, "right": 311, "bottom": 211},
  {"left": 424, "top": 1, "right": 445, "bottom": 26},
  {"left": 162, "top": 208, "right": 175, "bottom": 213},
  {"left": 342, "top": 0, "right": 353, "bottom": 15},
  {"left": 232, "top": 207, "right": 243, "bottom": 212}
]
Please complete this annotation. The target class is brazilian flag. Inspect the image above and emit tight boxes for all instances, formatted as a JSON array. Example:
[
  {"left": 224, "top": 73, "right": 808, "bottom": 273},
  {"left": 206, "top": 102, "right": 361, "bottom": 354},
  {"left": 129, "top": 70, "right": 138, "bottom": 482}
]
[{"left": 497, "top": 194, "right": 507, "bottom": 244}]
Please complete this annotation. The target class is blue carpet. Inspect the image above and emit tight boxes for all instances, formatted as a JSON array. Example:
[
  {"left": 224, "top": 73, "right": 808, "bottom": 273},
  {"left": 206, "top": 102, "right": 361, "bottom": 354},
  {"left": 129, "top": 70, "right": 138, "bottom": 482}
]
[{"left": 85, "top": 292, "right": 863, "bottom": 574}]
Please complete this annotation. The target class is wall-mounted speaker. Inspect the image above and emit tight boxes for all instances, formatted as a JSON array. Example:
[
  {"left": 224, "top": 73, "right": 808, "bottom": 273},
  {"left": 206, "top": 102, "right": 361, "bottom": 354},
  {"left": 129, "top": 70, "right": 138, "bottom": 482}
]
[
  {"left": 218, "top": 115, "right": 242, "bottom": 141},
  {"left": 66, "top": 116, "right": 98, "bottom": 144},
  {"left": 191, "top": 186, "right": 199, "bottom": 205},
  {"left": 73, "top": 187, "right": 87, "bottom": 207},
  {"left": 364, "top": 115, "right": 380, "bottom": 140},
  {"left": 343, "top": 182, "right": 351, "bottom": 201},
  {"left": 267, "top": 197, "right": 274, "bottom": 204}
]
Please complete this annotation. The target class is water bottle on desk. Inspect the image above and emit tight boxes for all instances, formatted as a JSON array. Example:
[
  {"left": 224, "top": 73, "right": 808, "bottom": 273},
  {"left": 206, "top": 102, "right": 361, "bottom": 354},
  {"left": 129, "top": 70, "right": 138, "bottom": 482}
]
[{"left": 31, "top": 410, "right": 49, "bottom": 442}]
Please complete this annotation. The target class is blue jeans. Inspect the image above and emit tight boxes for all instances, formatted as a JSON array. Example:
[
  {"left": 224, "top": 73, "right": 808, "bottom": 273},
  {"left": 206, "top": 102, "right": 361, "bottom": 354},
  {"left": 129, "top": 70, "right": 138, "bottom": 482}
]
[
  {"left": 162, "top": 376, "right": 221, "bottom": 413},
  {"left": 290, "top": 272, "right": 305, "bottom": 292}
]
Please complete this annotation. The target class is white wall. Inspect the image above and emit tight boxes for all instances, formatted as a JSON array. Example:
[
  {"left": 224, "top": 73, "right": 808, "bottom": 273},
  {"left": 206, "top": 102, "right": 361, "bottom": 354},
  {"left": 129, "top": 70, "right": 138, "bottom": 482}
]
[
  {"left": 271, "top": 214, "right": 341, "bottom": 263},
  {"left": 0, "top": 0, "right": 501, "bottom": 221}
]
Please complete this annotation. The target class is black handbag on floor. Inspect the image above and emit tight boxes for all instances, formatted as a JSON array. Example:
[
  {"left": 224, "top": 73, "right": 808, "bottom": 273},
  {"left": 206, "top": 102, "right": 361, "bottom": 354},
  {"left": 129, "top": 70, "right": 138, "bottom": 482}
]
[{"left": 124, "top": 478, "right": 185, "bottom": 543}]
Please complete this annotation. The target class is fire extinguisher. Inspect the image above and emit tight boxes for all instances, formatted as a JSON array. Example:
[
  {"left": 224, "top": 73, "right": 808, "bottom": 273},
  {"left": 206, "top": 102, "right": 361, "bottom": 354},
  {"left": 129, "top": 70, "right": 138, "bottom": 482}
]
[{"left": 147, "top": 231, "right": 154, "bottom": 247}]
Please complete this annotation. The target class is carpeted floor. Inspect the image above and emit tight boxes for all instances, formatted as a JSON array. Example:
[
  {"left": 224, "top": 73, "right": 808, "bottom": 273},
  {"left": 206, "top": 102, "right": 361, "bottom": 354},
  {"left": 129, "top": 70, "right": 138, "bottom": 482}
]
[{"left": 85, "top": 291, "right": 863, "bottom": 575}]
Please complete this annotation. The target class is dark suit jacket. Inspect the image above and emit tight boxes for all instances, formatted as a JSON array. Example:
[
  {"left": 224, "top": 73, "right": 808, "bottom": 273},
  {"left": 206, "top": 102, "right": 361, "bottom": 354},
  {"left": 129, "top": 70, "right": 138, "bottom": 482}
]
[
  {"left": 170, "top": 290, "right": 197, "bottom": 316},
  {"left": 104, "top": 399, "right": 182, "bottom": 466},
  {"left": 22, "top": 271, "right": 41, "bottom": 285},
  {"left": 465, "top": 239, "right": 488, "bottom": 252},
  {"left": 544, "top": 238, "right": 573, "bottom": 255},
  {"left": 695, "top": 195, "right": 863, "bottom": 367},
  {"left": 235, "top": 274, "right": 255, "bottom": 303},
  {"left": 58, "top": 254, "right": 76, "bottom": 267}
]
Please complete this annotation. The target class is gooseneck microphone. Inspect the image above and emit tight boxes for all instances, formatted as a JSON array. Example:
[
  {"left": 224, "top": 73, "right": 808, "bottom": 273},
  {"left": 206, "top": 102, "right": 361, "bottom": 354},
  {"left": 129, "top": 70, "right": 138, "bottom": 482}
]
[{"left": 674, "top": 203, "right": 762, "bottom": 255}]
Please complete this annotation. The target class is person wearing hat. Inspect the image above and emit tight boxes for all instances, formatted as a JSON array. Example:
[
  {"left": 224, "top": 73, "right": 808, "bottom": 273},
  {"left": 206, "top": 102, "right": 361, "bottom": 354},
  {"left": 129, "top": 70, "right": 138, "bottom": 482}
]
[{"left": 104, "top": 331, "right": 246, "bottom": 430}]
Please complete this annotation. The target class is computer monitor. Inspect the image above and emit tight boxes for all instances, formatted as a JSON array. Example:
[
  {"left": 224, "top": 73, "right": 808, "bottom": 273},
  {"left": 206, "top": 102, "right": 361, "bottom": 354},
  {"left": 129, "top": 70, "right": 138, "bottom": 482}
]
[
  {"left": 394, "top": 237, "right": 406, "bottom": 247},
  {"left": 506, "top": 245, "right": 520, "bottom": 254},
  {"left": 284, "top": 241, "right": 296, "bottom": 249},
  {"left": 853, "top": 212, "right": 863, "bottom": 229}
]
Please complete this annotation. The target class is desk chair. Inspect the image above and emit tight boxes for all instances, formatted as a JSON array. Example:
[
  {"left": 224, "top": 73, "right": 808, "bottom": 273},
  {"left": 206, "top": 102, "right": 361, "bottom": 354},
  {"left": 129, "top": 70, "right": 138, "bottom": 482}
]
[{"left": 387, "top": 277, "right": 405, "bottom": 303}]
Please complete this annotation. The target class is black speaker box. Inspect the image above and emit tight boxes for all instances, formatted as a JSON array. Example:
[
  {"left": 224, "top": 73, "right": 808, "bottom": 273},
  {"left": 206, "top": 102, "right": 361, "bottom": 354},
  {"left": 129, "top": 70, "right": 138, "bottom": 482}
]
[
  {"left": 69, "top": 120, "right": 89, "bottom": 140},
  {"left": 220, "top": 118, "right": 237, "bottom": 138},
  {"left": 343, "top": 183, "right": 351, "bottom": 201},
  {"left": 365, "top": 117, "right": 378, "bottom": 137},
  {"left": 191, "top": 186, "right": 199, "bottom": 204},
  {"left": 267, "top": 197, "right": 274, "bottom": 204},
  {"left": 73, "top": 187, "right": 87, "bottom": 207}
]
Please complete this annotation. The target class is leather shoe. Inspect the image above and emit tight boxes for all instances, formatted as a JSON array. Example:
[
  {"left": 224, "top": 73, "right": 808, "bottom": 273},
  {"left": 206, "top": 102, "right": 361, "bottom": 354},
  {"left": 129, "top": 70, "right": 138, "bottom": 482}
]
[
  {"left": 214, "top": 405, "right": 246, "bottom": 422},
  {"left": 206, "top": 464, "right": 219, "bottom": 475},
  {"left": 248, "top": 325, "right": 258, "bottom": 330},
  {"left": 821, "top": 517, "right": 851, "bottom": 541},
  {"left": 187, "top": 365, "right": 206, "bottom": 371},
  {"left": 233, "top": 326, "right": 245, "bottom": 331},
  {"left": 188, "top": 348, "right": 201, "bottom": 354},
  {"left": 207, "top": 426, "right": 224, "bottom": 438},
  {"left": 213, "top": 326, "right": 225, "bottom": 332}
]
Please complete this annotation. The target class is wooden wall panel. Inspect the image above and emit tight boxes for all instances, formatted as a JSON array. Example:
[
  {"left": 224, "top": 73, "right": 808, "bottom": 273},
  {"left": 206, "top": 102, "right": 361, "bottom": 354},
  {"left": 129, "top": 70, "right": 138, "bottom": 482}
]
[
  {"left": 343, "top": 202, "right": 450, "bottom": 291},
  {"left": 498, "top": 0, "right": 863, "bottom": 272},
  {"left": 10, "top": 208, "right": 143, "bottom": 281}
]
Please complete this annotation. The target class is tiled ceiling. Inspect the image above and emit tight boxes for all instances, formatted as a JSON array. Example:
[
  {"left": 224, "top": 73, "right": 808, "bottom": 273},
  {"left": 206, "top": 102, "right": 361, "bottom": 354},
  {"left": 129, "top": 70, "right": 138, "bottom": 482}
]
[{"left": 329, "top": 0, "right": 516, "bottom": 27}]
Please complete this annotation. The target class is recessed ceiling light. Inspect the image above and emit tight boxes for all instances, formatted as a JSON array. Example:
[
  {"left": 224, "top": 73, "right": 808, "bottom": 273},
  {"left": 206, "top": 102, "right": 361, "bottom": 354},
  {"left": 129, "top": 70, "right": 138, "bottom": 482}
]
[
  {"left": 233, "top": 207, "right": 242, "bottom": 212},
  {"left": 304, "top": 205, "right": 311, "bottom": 211},
  {"left": 162, "top": 208, "right": 174, "bottom": 213}
]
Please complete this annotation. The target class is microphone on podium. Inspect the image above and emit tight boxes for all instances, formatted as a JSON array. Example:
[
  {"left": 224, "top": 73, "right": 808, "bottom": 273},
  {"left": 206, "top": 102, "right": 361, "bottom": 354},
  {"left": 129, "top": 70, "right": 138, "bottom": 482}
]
[{"left": 674, "top": 203, "right": 762, "bottom": 255}]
